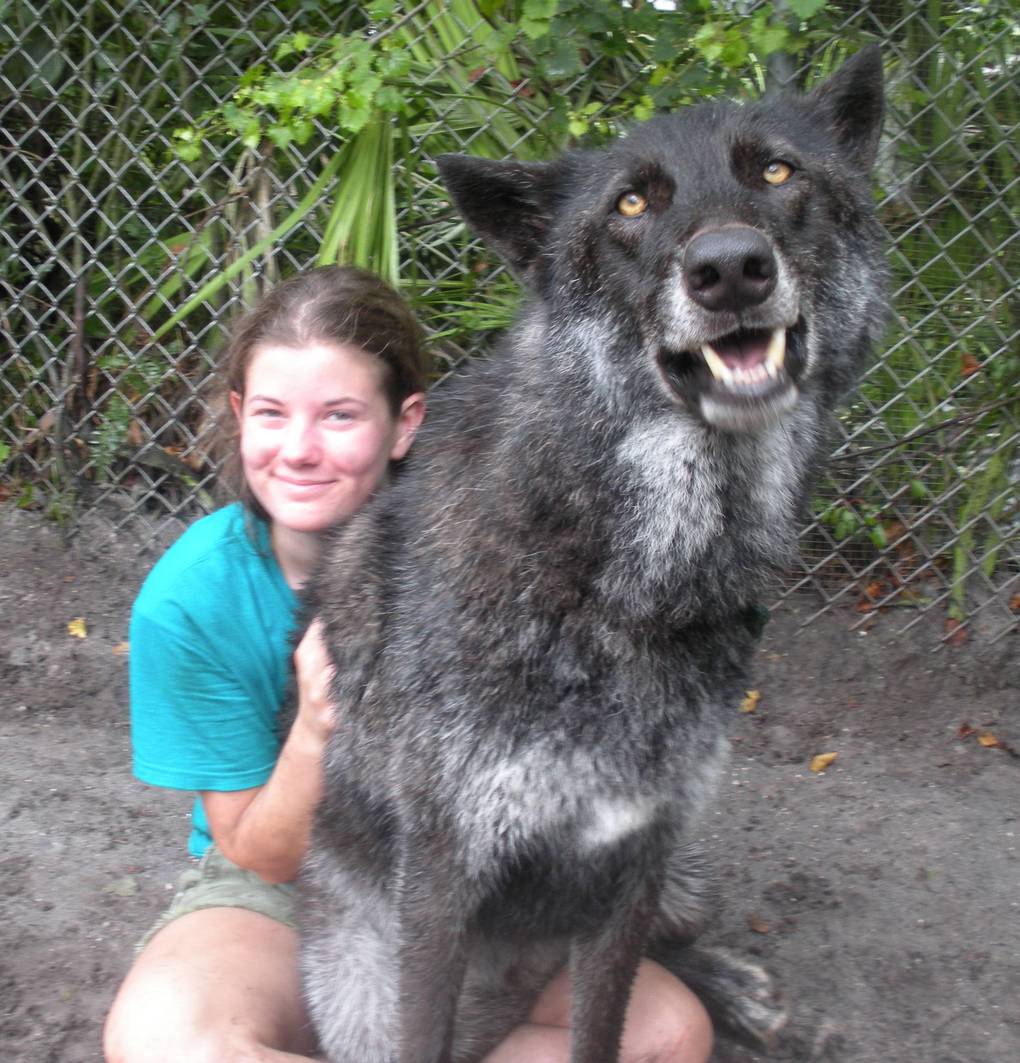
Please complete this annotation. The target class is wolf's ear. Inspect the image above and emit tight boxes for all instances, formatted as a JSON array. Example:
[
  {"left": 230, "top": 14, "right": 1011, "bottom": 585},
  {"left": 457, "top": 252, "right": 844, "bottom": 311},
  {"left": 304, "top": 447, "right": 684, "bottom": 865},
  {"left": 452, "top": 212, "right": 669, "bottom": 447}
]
[
  {"left": 436, "top": 154, "right": 566, "bottom": 285},
  {"left": 809, "top": 45, "right": 884, "bottom": 171}
]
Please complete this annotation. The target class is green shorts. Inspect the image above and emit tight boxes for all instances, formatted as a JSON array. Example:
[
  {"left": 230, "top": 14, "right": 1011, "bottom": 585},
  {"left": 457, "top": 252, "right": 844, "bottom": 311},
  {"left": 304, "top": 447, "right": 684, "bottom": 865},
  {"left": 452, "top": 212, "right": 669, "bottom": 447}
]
[{"left": 138, "top": 845, "right": 298, "bottom": 951}]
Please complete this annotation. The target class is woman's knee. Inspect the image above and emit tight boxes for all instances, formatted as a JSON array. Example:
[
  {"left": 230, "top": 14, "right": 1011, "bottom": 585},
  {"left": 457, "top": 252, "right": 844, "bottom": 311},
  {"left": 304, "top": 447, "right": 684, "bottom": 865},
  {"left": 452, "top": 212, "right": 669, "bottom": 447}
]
[
  {"left": 104, "top": 963, "right": 224, "bottom": 1063},
  {"left": 103, "top": 908, "right": 310, "bottom": 1063},
  {"left": 622, "top": 959, "right": 714, "bottom": 1063}
]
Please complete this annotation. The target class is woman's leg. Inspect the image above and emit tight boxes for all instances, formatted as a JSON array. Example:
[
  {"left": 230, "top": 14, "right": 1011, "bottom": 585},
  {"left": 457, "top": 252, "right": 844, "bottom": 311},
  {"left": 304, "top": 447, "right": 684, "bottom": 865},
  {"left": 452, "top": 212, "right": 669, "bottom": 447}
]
[
  {"left": 482, "top": 959, "right": 714, "bottom": 1063},
  {"left": 107, "top": 908, "right": 711, "bottom": 1063},
  {"left": 104, "top": 907, "right": 319, "bottom": 1063}
]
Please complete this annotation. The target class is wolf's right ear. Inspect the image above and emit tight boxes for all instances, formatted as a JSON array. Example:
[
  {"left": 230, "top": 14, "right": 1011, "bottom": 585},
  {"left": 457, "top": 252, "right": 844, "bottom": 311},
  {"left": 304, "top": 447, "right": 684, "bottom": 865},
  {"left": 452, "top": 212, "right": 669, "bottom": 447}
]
[
  {"left": 809, "top": 44, "right": 884, "bottom": 172},
  {"left": 436, "top": 155, "right": 566, "bottom": 286}
]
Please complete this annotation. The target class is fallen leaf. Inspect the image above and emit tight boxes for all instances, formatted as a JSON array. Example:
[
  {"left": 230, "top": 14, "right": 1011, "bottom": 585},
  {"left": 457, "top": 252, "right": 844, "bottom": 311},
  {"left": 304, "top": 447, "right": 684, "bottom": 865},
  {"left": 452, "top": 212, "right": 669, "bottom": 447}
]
[
  {"left": 67, "top": 617, "right": 87, "bottom": 639},
  {"left": 1009, "top": 592, "right": 1020, "bottom": 614},
  {"left": 960, "top": 352, "right": 981, "bottom": 378},
  {"left": 810, "top": 752, "right": 838, "bottom": 774},
  {"left": 956, "top": 722, "right": 976, "bottom": 740},
  {"left": 944, "top": 618, "right": 967, "bottom": 646},
  {"left": 977, "top": 732, "right": 1003, "bottom": 749},
  {"left": 111, "top": 641, "right": 130, "bottom": 656},
  {"left": 740, "top": 690, "right": 761, "bottom": 714},
  {"left": 749, "top": 913, "right": 771, "bottom": 934}
]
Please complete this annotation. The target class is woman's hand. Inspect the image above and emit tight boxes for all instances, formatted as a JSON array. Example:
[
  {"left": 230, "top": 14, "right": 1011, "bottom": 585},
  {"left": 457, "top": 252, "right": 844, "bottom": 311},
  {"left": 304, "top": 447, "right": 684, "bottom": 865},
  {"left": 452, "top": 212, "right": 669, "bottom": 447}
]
[
  {"left": 292, "top": 619, "right": 338, "bottom": 744},
  {"left": 203, "top": 619, "right": 338, "bottom": 881}
]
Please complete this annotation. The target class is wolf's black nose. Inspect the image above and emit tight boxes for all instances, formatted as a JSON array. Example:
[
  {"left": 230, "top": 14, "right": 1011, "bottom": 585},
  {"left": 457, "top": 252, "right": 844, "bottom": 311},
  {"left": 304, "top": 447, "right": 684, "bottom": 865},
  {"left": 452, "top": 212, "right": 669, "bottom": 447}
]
[{"left": 683, "top": 227, "right": 777, "bottom": 313}]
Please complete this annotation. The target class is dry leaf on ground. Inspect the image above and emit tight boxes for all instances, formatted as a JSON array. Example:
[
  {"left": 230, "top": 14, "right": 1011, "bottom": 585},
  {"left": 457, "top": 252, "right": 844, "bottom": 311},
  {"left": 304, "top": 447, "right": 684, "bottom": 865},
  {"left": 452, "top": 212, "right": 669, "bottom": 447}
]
[
  {"left": 740, "top": 690, "right": 761, "bottom": 714},
  {"left": 810, "top": 752, "right": 838, "bottom": 774}
]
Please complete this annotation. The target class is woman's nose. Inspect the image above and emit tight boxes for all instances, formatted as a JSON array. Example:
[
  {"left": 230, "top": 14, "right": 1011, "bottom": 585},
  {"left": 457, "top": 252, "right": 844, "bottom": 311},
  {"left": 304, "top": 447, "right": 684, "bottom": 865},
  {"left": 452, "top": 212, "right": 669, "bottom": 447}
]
[{"left": 280, "top": 419, "right": 321, "bottom": 464}]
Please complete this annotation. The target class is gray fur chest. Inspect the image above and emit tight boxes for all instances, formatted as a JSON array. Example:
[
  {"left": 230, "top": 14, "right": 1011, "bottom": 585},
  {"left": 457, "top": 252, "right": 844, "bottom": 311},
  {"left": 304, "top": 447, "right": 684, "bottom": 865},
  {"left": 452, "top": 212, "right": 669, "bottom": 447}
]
[
  {"left": 433, "top": 685, "right": 732, "bottom": 883},
  {"left": 600, "top": 405, "right": 820, "bottom": 612}
]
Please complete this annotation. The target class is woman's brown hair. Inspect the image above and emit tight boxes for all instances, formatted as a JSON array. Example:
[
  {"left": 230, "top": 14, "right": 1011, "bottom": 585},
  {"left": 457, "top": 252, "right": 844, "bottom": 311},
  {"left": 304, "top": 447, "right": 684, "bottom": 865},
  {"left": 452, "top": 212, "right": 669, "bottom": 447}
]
[{"left": 210, "top": 265, "right": 428, "bottom": 519}]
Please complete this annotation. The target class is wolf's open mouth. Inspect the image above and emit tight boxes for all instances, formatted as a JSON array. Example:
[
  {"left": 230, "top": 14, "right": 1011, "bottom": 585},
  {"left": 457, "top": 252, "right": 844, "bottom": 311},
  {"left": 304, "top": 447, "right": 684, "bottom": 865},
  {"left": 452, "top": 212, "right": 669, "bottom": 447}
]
[{"left": 657, "top": 322, "right": 806, "bottom": 428}]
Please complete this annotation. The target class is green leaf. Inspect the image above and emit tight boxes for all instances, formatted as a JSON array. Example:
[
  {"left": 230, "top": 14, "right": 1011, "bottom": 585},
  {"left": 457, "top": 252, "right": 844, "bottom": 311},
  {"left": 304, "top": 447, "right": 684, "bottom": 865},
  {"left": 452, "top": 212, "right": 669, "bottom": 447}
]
[
  {"left": 541, "top": 36, "right": 582, "bottom": 79},
  {"left": 367, "top": 0, "right": 397, "bottom": 18},
  {"left": 523, "top": 0, "right": 557, "bottom": 15},
  {"left": 379, "top": 47, "right": 412, "bottom": 80},
  {"left": 186, "top": 3, "right": 210, "bottom": 27},
  {"left": 632, "top": 95, "right": 654, "bottom": 122},
  {"left": 266, "top": 124, "right": 294, "bottom": 149},
  {"left": 786, "top": 0, "right": 828, "bottom": 19},
  {"left": 749, "top": 13, "right": 790, "bottom": 57},
  {"left": 375, "top": 84, "right": 406, "bottom": 113},
  {"left": 692, "top": 25, "right": 724, "bottom": 62}
]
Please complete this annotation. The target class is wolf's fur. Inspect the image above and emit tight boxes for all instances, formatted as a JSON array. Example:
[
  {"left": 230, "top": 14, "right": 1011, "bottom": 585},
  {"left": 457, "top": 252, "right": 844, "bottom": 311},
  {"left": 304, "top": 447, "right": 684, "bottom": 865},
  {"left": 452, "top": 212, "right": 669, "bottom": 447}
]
[{"left": 300, "top": 48, "right": 887, "bottom": 1063}]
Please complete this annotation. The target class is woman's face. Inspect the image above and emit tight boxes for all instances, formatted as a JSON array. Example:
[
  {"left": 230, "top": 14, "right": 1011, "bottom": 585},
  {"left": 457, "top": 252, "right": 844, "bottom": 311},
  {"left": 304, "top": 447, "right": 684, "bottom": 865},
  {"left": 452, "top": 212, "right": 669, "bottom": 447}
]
[{"left": 230, "top": 341, "right": 423, "bottom": 534}]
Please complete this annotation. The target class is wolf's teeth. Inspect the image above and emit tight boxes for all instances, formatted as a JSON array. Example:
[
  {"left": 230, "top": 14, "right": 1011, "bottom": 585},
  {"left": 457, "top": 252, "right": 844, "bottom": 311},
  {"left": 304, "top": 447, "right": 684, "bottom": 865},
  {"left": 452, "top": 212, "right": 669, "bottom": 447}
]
[
  {"left": 701, "top": 343, "right": 732, "bottom": 384},
  {"left": 766, "top": 328, "right": 786, "bottom": 373},
  {"left": 703, "top": 330, "right": 787, "bottom": 389}
]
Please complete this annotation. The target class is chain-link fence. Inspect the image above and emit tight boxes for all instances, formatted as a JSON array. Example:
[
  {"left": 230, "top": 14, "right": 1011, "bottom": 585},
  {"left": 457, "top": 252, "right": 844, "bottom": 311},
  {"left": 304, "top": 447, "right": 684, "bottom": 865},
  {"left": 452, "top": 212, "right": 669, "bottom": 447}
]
[{"left": 2, "top": 1, "right": 1018, "bottom": 645}]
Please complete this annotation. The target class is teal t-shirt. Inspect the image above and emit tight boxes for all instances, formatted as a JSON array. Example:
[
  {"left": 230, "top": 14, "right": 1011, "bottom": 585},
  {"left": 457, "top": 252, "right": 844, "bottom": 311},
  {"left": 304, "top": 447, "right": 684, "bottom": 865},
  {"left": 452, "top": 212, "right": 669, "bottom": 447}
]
[{"left": 130, "top": 503, "right": 299, "bottom": 858}]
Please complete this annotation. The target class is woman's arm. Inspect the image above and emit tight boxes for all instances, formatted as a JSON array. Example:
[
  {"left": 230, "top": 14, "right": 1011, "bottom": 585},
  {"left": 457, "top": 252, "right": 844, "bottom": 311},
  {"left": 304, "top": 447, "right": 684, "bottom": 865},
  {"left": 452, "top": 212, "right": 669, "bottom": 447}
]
[{"left": 202, "top": 621, "right": 336, "bottom": 883}]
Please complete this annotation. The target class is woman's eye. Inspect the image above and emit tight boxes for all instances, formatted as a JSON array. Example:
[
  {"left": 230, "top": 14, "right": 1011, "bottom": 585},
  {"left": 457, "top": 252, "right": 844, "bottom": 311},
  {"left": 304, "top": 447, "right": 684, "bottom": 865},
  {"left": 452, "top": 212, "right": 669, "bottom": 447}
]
[
  {"left": 763, "top": 160, "right": 794, "bottom": 186},
  {"left": 325, "top": 409, "right": 355, "bottom": 423},
  {"left": 616, "top": 191, "right": 648, "bottom": 217},
  {"left": 252, "top": 407, "right": 283, "bottom": 419}
]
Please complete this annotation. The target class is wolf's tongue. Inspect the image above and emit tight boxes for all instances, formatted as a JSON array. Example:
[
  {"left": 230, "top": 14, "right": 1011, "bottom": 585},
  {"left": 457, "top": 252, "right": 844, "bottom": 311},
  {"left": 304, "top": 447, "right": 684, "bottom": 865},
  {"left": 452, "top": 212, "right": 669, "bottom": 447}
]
[{"left": 714, "top": 331, "right": 768, "bottom": 368}]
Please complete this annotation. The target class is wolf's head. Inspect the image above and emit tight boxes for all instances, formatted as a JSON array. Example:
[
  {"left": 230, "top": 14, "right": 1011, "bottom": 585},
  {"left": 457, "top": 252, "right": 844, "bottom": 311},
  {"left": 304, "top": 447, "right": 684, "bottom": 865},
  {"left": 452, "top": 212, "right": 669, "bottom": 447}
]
[{"left": 438, "top": 46, "right": 887, "bottom": 435}]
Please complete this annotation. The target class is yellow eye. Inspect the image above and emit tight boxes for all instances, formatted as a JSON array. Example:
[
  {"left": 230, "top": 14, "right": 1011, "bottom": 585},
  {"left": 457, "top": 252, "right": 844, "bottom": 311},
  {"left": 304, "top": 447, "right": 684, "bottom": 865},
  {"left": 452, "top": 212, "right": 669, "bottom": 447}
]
[
  {"left": 763, "top": 160, "right": 793, "bottom": 186},
  {"left": 616, "top": 191, "right": 648, "bottom": 217}
]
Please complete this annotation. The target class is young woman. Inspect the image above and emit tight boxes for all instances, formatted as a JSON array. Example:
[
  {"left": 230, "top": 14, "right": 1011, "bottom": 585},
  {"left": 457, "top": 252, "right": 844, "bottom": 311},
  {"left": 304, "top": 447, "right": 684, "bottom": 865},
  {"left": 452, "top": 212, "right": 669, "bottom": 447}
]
[{"left": 103, "top": 266, "right": 713, "bottom": 1063}]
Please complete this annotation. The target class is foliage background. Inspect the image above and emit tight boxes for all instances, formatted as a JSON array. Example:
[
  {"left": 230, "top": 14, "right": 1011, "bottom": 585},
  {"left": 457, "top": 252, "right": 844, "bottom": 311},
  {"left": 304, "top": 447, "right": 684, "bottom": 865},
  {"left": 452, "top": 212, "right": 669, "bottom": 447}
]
[{"left": 1, "top": 0, "right": 1017, "bottom": 643}]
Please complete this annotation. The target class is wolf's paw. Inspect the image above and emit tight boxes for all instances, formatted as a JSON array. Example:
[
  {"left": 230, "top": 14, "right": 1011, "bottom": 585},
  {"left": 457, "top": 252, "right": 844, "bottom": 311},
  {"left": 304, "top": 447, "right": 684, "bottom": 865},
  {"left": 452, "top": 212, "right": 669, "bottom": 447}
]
[
  {"left": 698, "top": 947, "right": 787, "bottom": 1049},
  {"left": 650, "top": 943, "right": 787, "bottom": 1050}
]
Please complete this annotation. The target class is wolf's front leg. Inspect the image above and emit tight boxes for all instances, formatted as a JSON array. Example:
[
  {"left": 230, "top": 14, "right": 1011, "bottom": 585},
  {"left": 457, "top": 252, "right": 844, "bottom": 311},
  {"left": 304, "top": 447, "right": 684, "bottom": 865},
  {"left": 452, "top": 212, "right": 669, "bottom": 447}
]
[
  {"left": 300, "top": 868, "right": 402, "bottom": 1063},
  {"left": 567, "top": 831, "right": 667, "bottom": 1063},
  {"left": 396, "top": 829, "right": 471, "bottom": 1063}
]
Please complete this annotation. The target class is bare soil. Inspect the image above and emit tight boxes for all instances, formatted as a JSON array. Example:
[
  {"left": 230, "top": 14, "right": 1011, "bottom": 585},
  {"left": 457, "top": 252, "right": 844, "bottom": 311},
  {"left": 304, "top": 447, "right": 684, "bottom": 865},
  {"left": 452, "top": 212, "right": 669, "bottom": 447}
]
[{"left": 1, "top": 505, "right": 1017, "bottom": 1063}]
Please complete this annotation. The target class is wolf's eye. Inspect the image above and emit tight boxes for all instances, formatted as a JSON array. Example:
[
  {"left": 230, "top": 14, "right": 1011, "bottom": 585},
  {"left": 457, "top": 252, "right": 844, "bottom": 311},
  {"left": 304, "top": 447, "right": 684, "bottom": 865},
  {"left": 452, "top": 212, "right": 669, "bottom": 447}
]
[
  {"left": 763, "top": 161, "right": 794, "bottom": 186},
  {"left": 616, "top": 191, "right": 648, "bottom": 217}
]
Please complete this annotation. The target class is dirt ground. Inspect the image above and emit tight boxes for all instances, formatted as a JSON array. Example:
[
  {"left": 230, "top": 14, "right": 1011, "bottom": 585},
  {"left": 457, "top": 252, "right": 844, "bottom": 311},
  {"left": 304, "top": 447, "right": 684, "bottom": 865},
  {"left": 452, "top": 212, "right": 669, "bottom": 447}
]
[{"left": 1, "top": 504, "right": 1017, "bottom": 1063}]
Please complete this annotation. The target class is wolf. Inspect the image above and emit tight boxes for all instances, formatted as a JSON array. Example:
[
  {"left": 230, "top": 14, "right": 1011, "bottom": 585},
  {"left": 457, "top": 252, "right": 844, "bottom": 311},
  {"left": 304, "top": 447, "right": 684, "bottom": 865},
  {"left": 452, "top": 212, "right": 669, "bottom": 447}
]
[{"left": 299, "top": 46, "right": 887, "bottom": 1063}]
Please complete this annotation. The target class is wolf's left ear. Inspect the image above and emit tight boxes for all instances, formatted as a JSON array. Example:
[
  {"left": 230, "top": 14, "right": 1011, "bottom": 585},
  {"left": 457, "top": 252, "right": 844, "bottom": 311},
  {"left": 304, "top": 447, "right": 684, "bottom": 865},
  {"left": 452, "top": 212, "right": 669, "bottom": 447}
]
[
  {"left": 809, "top": 45, "right": 884, "bottom": 171},
  {"left": 436, "top": 154, "right": 567, "bottom": 286}
]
